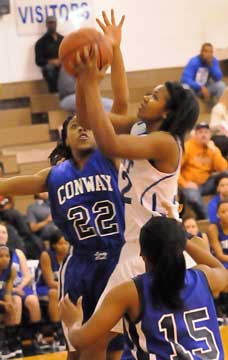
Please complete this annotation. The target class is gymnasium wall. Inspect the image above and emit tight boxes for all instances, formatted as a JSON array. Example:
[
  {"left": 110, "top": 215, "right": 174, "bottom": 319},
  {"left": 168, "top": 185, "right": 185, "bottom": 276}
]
[{"left": 0, "top": 0, "right": 228, "bottom": 83}]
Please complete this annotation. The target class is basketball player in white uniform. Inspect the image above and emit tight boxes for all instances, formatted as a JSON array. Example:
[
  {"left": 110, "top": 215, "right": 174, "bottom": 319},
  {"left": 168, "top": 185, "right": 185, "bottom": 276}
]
[{"left": 60, "top": 11, "right": 200, "bottom": 359}]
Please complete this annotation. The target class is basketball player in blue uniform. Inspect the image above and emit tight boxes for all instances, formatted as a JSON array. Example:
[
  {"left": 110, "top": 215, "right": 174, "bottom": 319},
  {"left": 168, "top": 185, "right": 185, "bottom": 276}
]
[
  {"left": 0, "top": 245, "right": 17, "bottom": 359},
  {"left": 0, "top": 10, "right": 128, "bottom": 360},
  {"left": 36, "top": 231, "right": 69, "bottom": 350},
  {"left": 208, "top": 200, "right": 228, "bottom": 269},
  {"left": 60, "top": 216, "right": 228, "bottom": 359}
]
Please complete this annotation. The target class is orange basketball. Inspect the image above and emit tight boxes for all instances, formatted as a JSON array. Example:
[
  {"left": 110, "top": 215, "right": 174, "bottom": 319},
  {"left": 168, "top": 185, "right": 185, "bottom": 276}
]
[{"left": 59, "top": 28, "right": 113, "bottom": 77}]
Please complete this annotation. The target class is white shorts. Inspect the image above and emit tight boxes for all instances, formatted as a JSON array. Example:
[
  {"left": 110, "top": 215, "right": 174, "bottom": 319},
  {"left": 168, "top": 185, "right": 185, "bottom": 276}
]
[{"left": 96, "top": 243, "right": 196, "bottom": 334}]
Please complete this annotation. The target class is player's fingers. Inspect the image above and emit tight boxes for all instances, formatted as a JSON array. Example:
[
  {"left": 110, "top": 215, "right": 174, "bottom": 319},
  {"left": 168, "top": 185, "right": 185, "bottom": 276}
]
[
  {"left": 77, "top": 296, "right": 83, "bottom": 308},
  {"left": 75, "top": 51, "right": 82, "bottom": 65},
  {"left": 96, "top": 18, "right": 105, "bottom": 32},
  {"left": 111, "top": 9, "right": 116, "bottom": 25},
  {"left": 118, "top": 15, "right": 125, "bottom": 27},
  {"left": 102, "top": 11, "right": 111, "bottom": 26}
]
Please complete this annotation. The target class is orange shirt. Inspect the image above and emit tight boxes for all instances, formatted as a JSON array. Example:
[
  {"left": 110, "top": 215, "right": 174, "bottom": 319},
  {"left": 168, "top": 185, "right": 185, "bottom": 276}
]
[{"left": 179, "top": 138, "right": 228, "bottom": 187}]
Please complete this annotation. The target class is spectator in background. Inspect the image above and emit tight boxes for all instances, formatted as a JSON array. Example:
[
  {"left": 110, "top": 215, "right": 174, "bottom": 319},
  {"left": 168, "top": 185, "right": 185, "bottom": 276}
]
[
  {"left": 181, "top": 43, "right": 226, "bottom": 104},
  {"left": 183, "top": 217, "right": 210, "bottom": 251},
  {"left": 27, "top": 192, "right": 59, "bottom": 250},
  {"left": 35, "top": 16, "right": 63, "bottom": 93},
  {"left": 208, "top": 200, "right": 228, "bottom": 269},
  {"left": 36, "top": 231, "right": 69, "bottom": 351},
  {"left": 179, "top": 122, "right": 227, "bottom": 219},
  {"left": 57, "top": 66, "right": 113, "bottom": 113},
  {"left": 0, "top": 223, "right": 44, "bottom": 356},
  {"left": 0, "top": 245, "right": 17, "bottom": 360},
  {"left": 208, "top": 173, "right": 228, "bottom": 224},
  {"left": 210, "top": 86, "right": 228, "bottom": 158}
]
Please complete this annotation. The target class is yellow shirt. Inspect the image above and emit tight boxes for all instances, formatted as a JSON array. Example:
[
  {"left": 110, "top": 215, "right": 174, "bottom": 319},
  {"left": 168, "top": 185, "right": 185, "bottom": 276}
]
[{"left": 179, "top": 138, "right": 228, "bottom": 187}]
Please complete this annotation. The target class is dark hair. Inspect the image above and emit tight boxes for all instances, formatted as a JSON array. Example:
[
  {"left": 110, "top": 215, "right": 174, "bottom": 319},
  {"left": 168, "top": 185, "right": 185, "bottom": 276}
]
[
  {"left": 49, "top": 115, "right": 74, "bottom": 165},
  {"left": 140, "top": 217, "right": 186, "bottom": 310},
  {"left": 183, "top": 216, "right": 197, "bottom": 224},
  {"left": 214, "top": 173, "right": 228, "bottom": 190},
  {"left": 49, "top": 230, "right": 64, "bottom": 248},
  {"left": 217, "top": 200, "right": 228, "bottom": 211},
  {"left": 201, "top": 42, "right": 213, "bottom": 50},
  {"left": 160, "top": 82, "right": 199, "bottom": 146}
]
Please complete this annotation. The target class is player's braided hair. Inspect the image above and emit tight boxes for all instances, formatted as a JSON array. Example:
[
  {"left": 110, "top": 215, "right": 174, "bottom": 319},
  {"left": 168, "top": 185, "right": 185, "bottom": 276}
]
[{"left": 49, "top": 115, "right": 74, "bottom": 165}]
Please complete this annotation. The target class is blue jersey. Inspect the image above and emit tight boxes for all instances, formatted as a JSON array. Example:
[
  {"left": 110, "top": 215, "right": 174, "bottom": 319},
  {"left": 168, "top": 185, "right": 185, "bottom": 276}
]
[
  {"left": 47, "top": 150, "right": 125, "bottom": 252},
  {"left": 0, "top": 264, "right": 11, "bottom": 300},
  {"left": 36, "top": 249, "right": 59, "bottom": 287},
  {"left": 124, "top": 270, "right": 224, "bottom": 360},
  {"left": 217, "top": 222, "right": 228, "bottom": 255}
]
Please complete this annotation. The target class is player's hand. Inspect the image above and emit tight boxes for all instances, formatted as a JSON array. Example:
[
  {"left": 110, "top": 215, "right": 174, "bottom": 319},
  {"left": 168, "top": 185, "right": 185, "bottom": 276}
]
[
  {"left": 75, "top": 45, "right": 108, "bottom": 84},
  {"left": 201, "top": 86, "right": 210, "bottom": 101},
  {"left": 96, "top": 9, "right": 125, "bottom": 48},
  {"left": 13, "top": 286, "right": 24, "bottom": 296},
  {"left": 59, "top": 294, "right": 83, "bottom": 328}
]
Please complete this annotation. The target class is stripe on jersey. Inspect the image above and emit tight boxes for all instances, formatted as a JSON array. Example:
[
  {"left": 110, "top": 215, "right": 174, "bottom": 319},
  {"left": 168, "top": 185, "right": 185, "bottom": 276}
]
[{"left": 140, "top": 173, "right": 175, "bottom": 206}]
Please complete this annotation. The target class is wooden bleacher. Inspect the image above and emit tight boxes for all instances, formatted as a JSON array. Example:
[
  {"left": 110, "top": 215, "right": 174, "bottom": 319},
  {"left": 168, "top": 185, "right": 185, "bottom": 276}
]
[{"left": 0, "top": 61, "right": 228, "bottom": 213}]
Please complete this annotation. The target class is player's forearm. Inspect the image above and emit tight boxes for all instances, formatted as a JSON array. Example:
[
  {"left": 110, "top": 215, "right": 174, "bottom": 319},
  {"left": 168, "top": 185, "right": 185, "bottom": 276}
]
[
  {"left": 84, "top": 82, "right": 119, "bottom": 155},
  {"left": 0, "top": 175, "right": 45, "bottom": 196},
  {"left": 110, "top": 46, "right": 129, "bottom": 115},
  {"left": 76, "top": 81, "right": 91, "bottom": 129},
  {"left": 186, "top": 239, "right": 224, "bottom": 269}
]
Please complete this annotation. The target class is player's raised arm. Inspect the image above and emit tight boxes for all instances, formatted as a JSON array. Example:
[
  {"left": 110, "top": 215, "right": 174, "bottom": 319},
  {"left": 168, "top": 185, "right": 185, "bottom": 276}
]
[
  {"left": 0, "top": 167, "right": 50, "bottom": 196},
  {"left": 186, "top": 239, "right": 228, "bottom": 297},
  {"left": 76, "top": 9, "right": 136, "bottom": 133}
]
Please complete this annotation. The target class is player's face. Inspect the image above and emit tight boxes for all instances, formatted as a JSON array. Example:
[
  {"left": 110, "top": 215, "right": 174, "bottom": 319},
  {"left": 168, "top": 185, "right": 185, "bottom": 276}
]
[
  {"left": 218, "top": 203, "right": 228, "bottom": 224},
  {"left": 66, "top": 116, "right": 96, "bottom": 153},
  {"left": 54, "top": 237, "right": 69, "bottom": 256},
  {"left": 217, "top": 178, "right": 228, "bottom": 198},
  {"left": 137, "top": 85, "right": 169, "bottom": 121},
  {"left": 0, "top": 225, "right": 8, "bottom": 246},
  {"left": 0, "top": 248, "right": 10, "bottom": 270},
  {"left": 184, "top": 218, "right": 198, "bottom": 236}
]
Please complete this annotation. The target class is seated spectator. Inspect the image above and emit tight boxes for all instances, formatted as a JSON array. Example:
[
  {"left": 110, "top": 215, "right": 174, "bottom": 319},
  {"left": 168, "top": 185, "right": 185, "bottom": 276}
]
[
  {"left": 0, "top": 223, "right": 45, "bottom": 354},
  {"left": 36, "top": 231, "right": 68, "bottom": 350},
  {"left": 0, "top": 196, "right": 43, "bottom": 259},
  {"left": 210, "top": 87, "right": 228, "bottom": 158},
  {"left": 179, "top": 122, "right": 227, "bottom": 219},
  {"left": 183, "top": 217, "right": 210, "bottom": 251},
  {"left": 181, "top": 43, "right": 226, "bottom": 104},
  {"left": 58, "top": 66, "right": 113, "bottom": 113},
  {"left": 208, "top": 173, "right": 228, "bottom": 224},
  {"left": 0, "top": 245, "right": 18, "bottom": 359},
  {"left": 208, "top": 200, "right": 228, "bottom": 269},
  {"left": 35, "top": 16, "right": 63, "bottom": 93},
  {"left": 27, "top": 192, "right": 59, "bottom": 249}
]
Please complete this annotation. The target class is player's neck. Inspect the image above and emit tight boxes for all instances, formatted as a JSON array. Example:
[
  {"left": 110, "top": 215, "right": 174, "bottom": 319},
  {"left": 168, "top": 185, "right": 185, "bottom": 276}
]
[{"left": 72, "top": 150, "right": 93, "bottom": 170}]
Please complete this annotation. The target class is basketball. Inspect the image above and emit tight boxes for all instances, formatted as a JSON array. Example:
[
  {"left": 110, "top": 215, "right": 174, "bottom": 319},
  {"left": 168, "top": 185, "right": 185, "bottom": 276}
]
[{"left": 59, "top": 28, "right": 113, "bottom": 77}]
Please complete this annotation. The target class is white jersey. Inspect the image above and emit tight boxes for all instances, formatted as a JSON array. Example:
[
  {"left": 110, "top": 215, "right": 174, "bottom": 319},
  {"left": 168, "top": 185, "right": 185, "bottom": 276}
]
[{"left": 119, "top": 136, "right": 181, "bottom": 246}]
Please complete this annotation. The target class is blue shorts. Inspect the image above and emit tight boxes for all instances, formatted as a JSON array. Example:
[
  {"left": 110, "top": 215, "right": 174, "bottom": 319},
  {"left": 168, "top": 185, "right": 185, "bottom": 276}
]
[
  {"left": 59, "top": 248, "right": 124, "bottom": 351},
  {"left": 36, "top": 285, "right": 49, "bottom": 298},
  {"left": 13, "top": 286, "right": 34, "bottom": 299}
]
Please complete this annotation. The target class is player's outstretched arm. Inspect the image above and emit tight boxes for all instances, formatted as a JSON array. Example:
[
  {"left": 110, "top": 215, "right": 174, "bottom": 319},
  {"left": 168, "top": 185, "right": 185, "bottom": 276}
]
[
  {"left": 0, "top": 167, "right": 50, "bottom": 196},
  {"left": 60, "top": 280, "right": 139, "bottom": 350},
  {"left": 96, "top": 9, "right": 129, "bottom": 116},
  {"left": 186, "top": 239, "right": 228, "bottom": 297}
]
